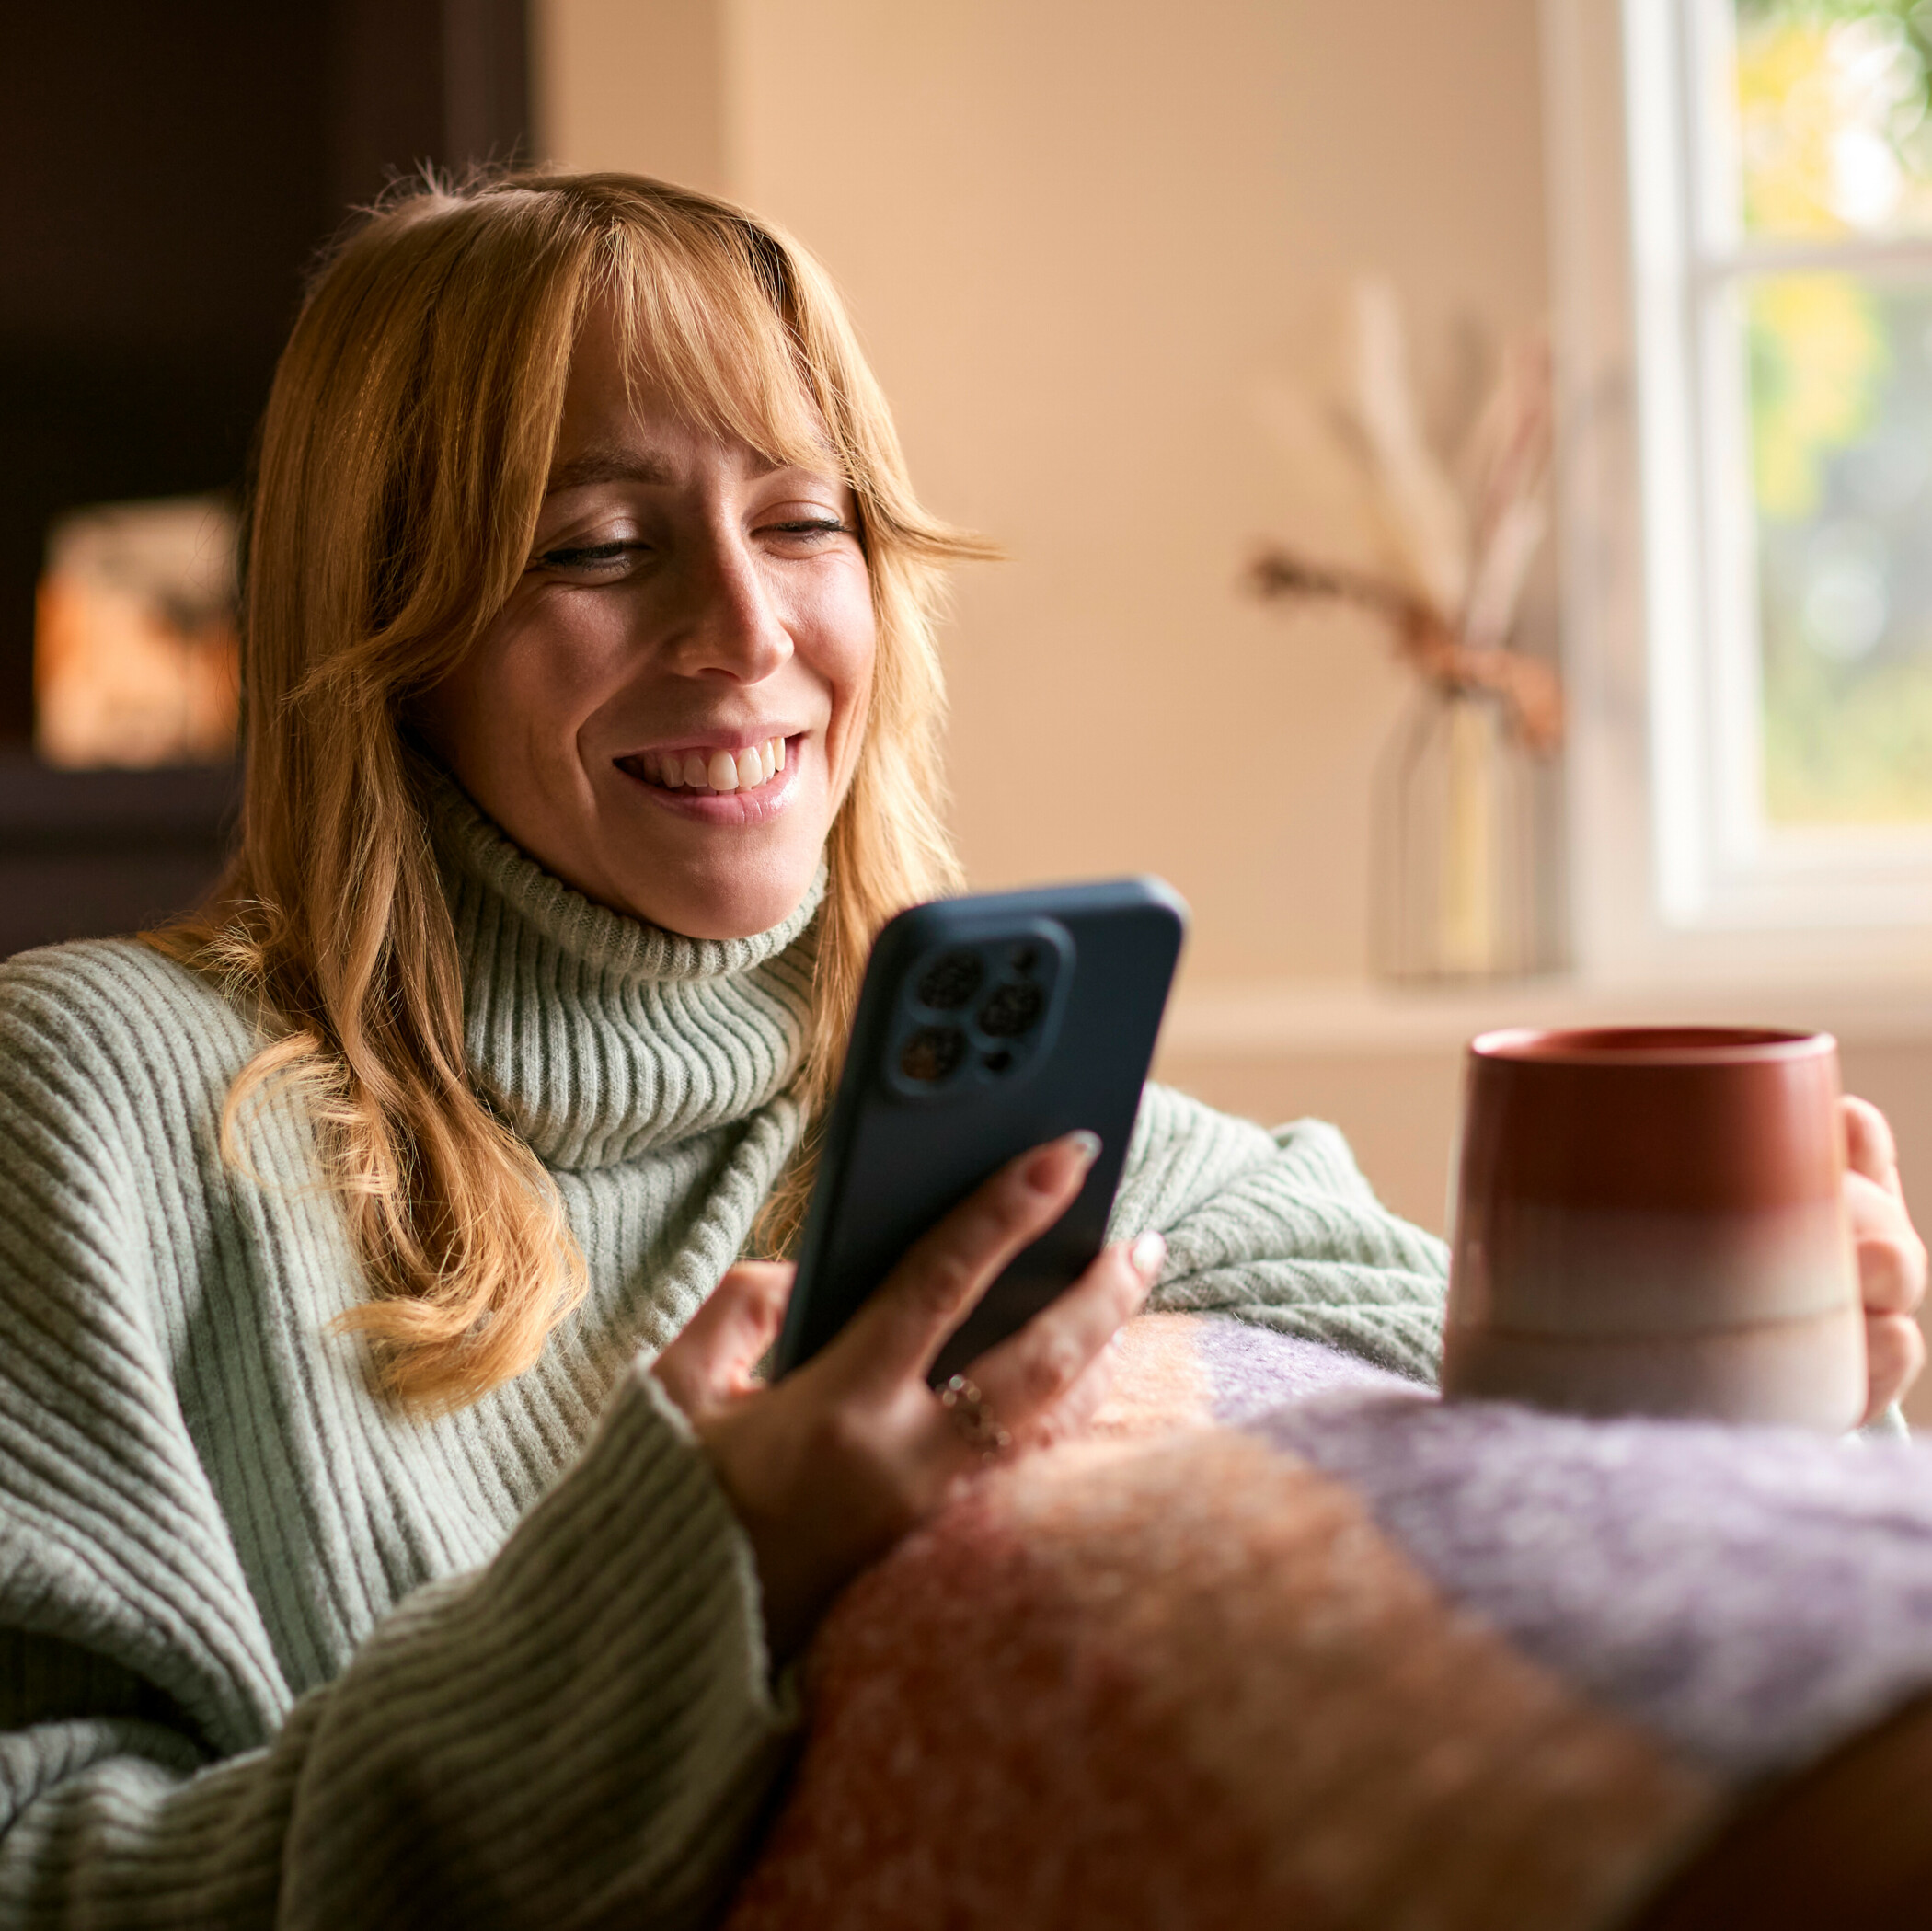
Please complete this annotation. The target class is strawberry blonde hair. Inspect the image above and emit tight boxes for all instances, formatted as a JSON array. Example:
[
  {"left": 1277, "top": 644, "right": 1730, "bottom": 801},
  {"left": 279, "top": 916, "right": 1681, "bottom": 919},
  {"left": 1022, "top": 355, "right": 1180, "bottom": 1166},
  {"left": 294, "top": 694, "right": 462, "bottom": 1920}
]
[{"left": 149, "top": 171, "right": 977, "bottom": 1408}]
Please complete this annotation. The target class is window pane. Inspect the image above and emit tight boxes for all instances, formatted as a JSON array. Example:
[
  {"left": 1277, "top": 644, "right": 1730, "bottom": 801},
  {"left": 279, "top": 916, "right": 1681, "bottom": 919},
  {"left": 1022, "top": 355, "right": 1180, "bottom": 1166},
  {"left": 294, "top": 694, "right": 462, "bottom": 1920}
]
[
  {"left": 1737, "top": 1, "right": 1932, "bottom": 237},
  {"left": 1750, "top": 271, "right": 1932, "bottom": 822}
]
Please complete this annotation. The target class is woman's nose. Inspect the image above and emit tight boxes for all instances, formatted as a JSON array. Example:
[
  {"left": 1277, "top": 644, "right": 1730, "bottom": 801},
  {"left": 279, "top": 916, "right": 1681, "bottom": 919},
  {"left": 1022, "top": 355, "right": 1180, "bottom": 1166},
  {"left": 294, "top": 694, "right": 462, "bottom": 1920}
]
[{"left": 665, "top": 527, "right": 793, "bottom": 683}]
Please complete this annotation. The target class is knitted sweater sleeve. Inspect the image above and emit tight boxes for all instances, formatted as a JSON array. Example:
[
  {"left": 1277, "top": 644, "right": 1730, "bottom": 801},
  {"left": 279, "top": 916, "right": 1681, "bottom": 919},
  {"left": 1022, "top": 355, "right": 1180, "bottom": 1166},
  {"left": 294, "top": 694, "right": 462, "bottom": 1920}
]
[
  {"left": 0, "top": 970, "right": 793, "bottom": 1929},
  {"left": 1108, "top": 1083, "right": 1450, "bottom": 1384}
]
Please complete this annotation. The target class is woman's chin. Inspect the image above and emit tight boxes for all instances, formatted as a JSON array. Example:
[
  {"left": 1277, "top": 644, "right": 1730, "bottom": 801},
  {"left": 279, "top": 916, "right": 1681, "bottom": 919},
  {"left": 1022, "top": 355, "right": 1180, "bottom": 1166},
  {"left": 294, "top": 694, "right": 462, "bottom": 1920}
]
[{"left": 609, "top": 858, "right": 822, "bottom": 944}]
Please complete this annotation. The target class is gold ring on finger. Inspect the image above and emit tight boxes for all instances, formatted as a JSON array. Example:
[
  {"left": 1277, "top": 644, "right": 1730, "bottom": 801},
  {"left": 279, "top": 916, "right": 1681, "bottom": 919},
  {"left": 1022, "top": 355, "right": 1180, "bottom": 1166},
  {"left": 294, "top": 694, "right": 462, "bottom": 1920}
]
[{"left": 939, "top": 1374, "right": 1012, "bottom": 1459}]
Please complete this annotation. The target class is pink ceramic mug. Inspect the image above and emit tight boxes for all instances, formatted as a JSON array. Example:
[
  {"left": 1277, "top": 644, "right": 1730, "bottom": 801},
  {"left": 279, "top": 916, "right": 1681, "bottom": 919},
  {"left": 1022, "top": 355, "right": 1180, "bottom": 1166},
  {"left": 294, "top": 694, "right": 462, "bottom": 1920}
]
[{"left": 1441, "top": 1026, "right": 1863, "bottom": 1430}]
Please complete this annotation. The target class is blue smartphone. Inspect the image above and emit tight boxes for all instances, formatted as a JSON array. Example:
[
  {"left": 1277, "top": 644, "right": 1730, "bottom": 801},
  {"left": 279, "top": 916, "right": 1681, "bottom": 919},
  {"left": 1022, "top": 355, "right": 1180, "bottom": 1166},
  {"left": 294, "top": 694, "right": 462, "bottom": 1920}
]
[{"left": 773, "top": 877, "right": 1188, "bottom": 1383}]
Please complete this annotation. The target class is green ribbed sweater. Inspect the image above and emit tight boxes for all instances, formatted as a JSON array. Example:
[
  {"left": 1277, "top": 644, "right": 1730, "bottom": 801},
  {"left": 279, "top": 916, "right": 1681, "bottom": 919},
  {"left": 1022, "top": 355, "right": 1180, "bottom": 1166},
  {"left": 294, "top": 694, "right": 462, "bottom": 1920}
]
[{"left": 0, "top": 780, "right": 1448, "bottom": 1929}]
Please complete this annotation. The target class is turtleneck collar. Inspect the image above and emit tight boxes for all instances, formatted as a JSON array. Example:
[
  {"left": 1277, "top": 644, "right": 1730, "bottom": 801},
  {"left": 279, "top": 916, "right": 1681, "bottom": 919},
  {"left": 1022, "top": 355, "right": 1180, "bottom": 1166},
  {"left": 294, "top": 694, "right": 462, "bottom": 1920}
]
[{"left": 423, "top": 767, "right": 822, "bottom": 1171}]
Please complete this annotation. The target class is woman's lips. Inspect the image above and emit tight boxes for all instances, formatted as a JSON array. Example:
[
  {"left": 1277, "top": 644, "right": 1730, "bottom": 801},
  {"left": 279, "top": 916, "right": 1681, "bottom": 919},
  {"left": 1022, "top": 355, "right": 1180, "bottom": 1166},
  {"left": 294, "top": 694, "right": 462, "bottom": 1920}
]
[{"left": 613, "top": 734, "right": 803, "bottom": 823}]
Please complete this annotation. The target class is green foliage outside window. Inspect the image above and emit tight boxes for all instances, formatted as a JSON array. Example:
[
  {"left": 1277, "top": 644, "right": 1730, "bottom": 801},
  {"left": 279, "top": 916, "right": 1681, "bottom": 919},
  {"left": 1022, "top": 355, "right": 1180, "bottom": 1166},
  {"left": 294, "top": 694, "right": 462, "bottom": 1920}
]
[{"left": 1737, "top": 0, "right": 1932, "bottom": 822}]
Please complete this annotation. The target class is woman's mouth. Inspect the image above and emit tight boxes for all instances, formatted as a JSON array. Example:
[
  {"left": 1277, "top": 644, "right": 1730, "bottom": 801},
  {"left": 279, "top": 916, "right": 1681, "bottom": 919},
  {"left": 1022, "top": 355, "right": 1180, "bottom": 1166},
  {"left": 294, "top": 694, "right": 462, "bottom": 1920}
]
[
  {"left": 621, "top": 735, "right": 790, "bottom": 796},
  {"left": 613, "top": 734, "right": 803, "bottom": 824}
]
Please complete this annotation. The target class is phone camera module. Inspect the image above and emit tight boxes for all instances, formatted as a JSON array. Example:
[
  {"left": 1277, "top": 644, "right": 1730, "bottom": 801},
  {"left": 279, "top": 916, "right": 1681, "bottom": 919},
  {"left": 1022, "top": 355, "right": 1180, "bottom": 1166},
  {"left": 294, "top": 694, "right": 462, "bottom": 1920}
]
[
  {"left": 916, "top": 949, "right": 983, "bottom": 1012},
  {"left": 977, "top": 980, "right": 1044, "bottom": 1040},
  {"left": 900, "top": 1024, "right": 968, "bottom": 1084}
]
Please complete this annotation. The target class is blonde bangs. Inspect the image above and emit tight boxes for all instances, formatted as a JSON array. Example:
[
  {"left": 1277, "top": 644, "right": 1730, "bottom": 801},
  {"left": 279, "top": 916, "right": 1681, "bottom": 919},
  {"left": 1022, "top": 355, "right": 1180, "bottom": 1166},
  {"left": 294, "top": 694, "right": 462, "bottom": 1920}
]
[{"left": 597, "top": 215, "right": 830, "bottom": 482}]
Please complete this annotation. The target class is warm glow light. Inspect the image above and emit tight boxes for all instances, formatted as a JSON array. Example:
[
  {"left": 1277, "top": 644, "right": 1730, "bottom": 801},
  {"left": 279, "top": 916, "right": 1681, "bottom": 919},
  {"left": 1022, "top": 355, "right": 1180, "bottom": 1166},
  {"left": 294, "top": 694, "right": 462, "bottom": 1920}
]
[{"left": 33, "top": 496, "right": 241, "bottom": 769}]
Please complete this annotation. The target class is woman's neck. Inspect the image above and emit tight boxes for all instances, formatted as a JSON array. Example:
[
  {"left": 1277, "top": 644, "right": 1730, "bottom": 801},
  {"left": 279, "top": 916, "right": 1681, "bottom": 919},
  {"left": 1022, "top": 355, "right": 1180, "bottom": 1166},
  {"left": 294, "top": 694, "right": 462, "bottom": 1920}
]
[{"left": 424, "top": 766, "right": 824, "bottom": 1170}]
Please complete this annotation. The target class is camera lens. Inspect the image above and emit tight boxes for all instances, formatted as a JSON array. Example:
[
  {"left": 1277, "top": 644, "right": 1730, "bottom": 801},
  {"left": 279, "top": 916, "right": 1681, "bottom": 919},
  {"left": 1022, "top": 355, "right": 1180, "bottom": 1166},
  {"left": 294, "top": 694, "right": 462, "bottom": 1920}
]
[
  {"left": 1009, "top": 943, "right": 1038, "bottom": 974},
  {"left": 978, "top": 980, "right": 1044, "bottom": 1040},
  {"left": 900, "top": 1025, "right": 968, "bottom": 1083},
  {"left": 916, "top": 949, "right": 983, "bottom": 1011}
]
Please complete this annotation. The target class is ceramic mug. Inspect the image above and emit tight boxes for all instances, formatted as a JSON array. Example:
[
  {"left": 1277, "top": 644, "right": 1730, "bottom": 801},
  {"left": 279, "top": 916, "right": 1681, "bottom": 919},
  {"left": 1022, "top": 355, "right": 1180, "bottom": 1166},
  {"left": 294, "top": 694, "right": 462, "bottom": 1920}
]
[{"left": 1440, "top": 1026, "right": 1863, "bottom": 1430}]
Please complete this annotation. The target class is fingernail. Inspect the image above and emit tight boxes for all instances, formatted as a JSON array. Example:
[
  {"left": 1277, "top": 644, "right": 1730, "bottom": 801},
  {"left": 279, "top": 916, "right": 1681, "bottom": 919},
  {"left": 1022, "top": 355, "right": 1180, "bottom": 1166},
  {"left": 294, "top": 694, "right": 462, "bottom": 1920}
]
[
  {"left": 1025, "top": 1131, "right": 1101, "bottom": 1194},
  {"left": 1129, "top": 1229, "right": 1166, "bottom": 1283}
]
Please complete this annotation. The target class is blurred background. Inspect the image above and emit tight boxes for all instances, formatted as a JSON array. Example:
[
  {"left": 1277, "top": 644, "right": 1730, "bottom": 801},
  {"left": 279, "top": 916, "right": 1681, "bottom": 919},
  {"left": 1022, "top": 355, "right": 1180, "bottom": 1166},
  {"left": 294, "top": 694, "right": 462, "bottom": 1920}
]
[
  {"left": 12, "top": 0, "right": 1932, "bottom": 1411},
  {"left": 0, "top": 0, "right": 525, "bottom": 954}
]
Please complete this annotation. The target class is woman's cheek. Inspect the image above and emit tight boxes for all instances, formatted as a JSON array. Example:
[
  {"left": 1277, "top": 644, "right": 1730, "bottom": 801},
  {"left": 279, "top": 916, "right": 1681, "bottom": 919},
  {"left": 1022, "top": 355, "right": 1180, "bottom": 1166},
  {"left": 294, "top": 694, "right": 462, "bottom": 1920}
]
[
  {"left": 826, "top": 635, "right": 876, "bottom": 809},
  {"left": 823, "top": 564, "right": 879, "bottom": 730},
  {"left": 501, "top": 592, "right": 633, "bottom": 713}
]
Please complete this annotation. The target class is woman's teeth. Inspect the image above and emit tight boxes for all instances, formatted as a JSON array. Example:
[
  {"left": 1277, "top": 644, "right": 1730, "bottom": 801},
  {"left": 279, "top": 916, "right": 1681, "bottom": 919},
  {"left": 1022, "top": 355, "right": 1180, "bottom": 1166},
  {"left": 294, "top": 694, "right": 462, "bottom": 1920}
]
[{"left": 638, "top": 736, "right": 788, "bottom": 793}]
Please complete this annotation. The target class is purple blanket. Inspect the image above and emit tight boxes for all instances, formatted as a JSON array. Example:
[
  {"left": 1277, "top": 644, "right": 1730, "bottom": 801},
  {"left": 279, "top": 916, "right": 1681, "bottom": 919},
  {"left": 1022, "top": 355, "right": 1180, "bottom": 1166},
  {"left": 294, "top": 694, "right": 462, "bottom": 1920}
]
[{"left": 1215, "top": 1322, "right": 1932, "bottom": 1779}]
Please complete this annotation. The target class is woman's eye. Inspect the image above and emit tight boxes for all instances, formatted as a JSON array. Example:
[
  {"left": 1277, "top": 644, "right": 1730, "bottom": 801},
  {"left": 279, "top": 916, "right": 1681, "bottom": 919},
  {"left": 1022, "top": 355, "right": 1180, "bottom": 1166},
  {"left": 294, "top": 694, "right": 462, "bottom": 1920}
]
[
  {"left": 536, "top": 539, "right": 644, "bottom": 575},
  {"left": 766, "top": 517, "right": 849, "bottom": 543}
]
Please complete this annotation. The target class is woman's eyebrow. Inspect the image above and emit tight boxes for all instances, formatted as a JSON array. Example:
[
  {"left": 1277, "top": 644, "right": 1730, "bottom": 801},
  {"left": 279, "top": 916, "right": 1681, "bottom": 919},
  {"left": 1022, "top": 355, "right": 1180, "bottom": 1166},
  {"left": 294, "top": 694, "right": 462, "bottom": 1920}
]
[
  {"left": 545, "top": 448, "right": 678, "bottom": 493},
  {"left": 544, "top": 446, "right": 829, "bottom": 497}
]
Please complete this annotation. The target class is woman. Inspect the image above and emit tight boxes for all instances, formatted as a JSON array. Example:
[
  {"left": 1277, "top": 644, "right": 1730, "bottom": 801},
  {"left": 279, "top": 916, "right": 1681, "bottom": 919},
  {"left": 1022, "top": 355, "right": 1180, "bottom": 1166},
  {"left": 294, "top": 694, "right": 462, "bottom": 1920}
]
[{"left": 0, "top": 171, "right": 1917, "bottom": 1929}]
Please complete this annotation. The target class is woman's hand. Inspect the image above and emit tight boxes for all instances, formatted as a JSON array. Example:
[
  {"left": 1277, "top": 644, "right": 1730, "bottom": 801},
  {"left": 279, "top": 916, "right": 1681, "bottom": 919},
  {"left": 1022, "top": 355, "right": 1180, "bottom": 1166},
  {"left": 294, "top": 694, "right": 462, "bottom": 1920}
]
[
  {"left": 651, "top": 1132, "right": 1163, "bottom": 1660},
  {"left": 1846, "top": 1096, "right": 1928, "bottom": 1423}
]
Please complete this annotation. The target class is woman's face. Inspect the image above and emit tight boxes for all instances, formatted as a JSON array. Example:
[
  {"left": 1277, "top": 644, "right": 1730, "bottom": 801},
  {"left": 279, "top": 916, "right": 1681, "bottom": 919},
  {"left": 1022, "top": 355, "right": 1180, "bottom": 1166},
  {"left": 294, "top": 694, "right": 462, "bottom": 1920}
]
[{"left": 416, "top": 303, "right": 876, "bottom": 940}]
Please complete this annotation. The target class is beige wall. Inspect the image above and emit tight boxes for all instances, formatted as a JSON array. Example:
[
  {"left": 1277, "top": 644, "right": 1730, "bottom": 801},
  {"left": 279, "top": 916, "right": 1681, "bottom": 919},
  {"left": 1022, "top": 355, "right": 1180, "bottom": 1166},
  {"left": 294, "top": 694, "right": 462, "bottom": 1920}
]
[
  {"left": 536, "top": 0, "right": 733, "bottom": 195},
  {"left": 535, "top": 0, "right": 1551, "bottom": 982}
]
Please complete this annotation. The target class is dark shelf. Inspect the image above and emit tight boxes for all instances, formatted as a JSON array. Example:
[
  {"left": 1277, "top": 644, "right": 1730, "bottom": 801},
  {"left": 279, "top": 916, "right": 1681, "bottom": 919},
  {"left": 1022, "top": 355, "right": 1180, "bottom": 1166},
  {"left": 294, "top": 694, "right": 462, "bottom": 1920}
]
[
  {"left": 0, "top": 753, "right": 239, "bottom": 846},
  {"left": 0, "top": 757, "right": 238, "bottom": 956}
]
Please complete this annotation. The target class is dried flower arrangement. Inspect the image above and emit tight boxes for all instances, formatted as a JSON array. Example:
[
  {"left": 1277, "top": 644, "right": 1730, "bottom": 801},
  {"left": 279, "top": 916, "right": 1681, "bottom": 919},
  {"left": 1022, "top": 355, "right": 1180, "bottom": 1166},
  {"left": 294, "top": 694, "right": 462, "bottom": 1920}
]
[
  {"left": 1246, "top": 282, "right": 1564, "bottom": 980},
  {"left": 1247, "top": 282, "right": 1562, "bottom": 754}
]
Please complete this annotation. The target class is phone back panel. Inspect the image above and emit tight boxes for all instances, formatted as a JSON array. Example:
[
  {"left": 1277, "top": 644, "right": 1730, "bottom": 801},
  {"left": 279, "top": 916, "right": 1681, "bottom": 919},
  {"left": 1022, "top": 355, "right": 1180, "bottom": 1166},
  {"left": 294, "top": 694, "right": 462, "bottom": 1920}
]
[{"left": 775, "top": 878, "right": 1187, "bottom": 1382}]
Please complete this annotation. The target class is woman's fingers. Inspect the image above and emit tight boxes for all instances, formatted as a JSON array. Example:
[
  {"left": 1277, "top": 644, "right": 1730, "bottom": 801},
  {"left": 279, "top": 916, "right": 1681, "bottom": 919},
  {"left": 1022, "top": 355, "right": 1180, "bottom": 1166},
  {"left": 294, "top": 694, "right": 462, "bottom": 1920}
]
[
  {"left": 1866, "top": 1311, "right": 1927, "bottom": 1424},
  {"left": 1844, "top": 1095, "right": 1903, "bottom": 1196},
  {"left": 1008, "top": 1339, "right": 1119, "bottom": 1451},
  {"left": 965, "top": 1230, "right": 1163, "bottom": 1441},
  {"left": 830, "top": 1132, "right": 1102, "bottom": 1394},
  {"left": 1846, "top": 1169, "right": 1929, "bottom": 1317},
  {"left": 652, "top": 1261, "right": 795, "bottom": 1418},
  {"left": 1839, "top": 1101, "right": 1927, "bottom": 1419}
]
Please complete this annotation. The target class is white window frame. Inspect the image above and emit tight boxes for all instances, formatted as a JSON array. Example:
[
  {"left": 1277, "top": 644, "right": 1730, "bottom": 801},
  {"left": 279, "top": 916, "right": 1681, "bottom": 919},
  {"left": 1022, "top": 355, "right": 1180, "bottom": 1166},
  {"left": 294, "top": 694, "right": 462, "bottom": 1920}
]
[{"left": 1545, "top": 0, "right": 1932, "bottom": 985}]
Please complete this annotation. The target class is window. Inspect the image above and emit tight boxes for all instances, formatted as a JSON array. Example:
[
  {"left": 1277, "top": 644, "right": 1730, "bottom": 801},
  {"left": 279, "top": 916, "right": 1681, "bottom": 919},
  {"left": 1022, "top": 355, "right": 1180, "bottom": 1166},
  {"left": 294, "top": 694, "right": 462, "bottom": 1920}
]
[{"left": 1548, "top": 0, "right": 1932, "bottom": 978}]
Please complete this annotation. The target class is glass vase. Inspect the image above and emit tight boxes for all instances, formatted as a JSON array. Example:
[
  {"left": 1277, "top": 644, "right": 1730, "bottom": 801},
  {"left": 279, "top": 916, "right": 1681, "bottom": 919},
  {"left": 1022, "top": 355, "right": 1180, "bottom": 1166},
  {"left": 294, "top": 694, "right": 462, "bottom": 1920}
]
[{"left": 1371, "top": 682, "right": 1541, "bottom": 983}]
